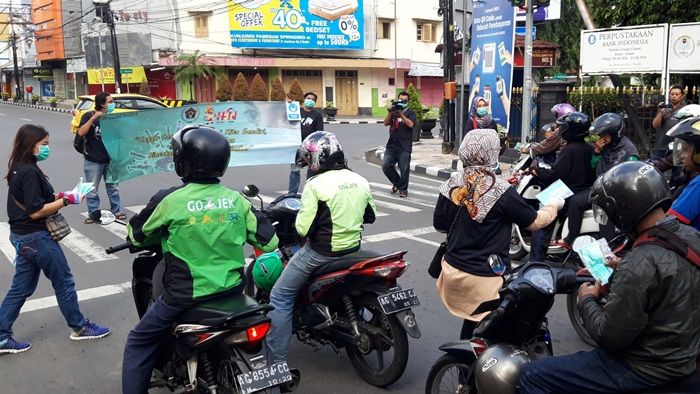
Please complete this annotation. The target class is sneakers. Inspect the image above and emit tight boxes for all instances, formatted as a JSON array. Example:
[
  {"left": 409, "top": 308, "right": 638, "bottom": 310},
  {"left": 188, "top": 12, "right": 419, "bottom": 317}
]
[
  {"left": 70, "top": 320, "right": 110, "bottom": 341},
  {"left": 0, "top": 338, "right": 31, "bottom": 354}
]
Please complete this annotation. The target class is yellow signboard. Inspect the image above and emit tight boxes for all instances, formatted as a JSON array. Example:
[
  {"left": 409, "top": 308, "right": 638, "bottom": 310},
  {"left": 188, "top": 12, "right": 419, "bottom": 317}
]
[
  {"left": 0, "top": 14, "right": 9, "bottom": 42},
  {"left": 87, "top": 66, "right": 148, "bottom": 84}
]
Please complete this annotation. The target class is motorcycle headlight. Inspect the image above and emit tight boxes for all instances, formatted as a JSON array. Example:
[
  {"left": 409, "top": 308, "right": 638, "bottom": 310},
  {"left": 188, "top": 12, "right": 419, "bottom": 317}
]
[{"left": 592, "top": 204, "right": 609, "bottom": 225}]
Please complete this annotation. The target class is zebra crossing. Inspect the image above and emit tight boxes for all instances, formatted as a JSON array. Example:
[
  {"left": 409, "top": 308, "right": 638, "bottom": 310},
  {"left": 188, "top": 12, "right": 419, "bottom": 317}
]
[{"left": 0, "top": 179, "right": 443, "bottom": 267}]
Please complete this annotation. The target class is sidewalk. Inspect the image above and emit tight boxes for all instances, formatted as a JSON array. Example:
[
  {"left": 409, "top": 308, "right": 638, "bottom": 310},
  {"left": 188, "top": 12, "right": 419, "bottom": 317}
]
[
  {"left": 325, "top": 115, "right": 384, "bottom": 125},
  {"left": 0, "top": 99, "right": 73, "bottom": 114}
]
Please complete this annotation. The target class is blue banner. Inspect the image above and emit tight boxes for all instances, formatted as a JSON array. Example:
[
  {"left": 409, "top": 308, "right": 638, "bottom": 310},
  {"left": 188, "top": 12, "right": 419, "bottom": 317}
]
[
  {"left": 101, "top": 102, "right": 301, "bottom": 183},
  {"left": 228, "top": 0, "right": 364, "bottom": 50},
  {"left": 468, "top": 0, "right": 516, "bottom": 133}
]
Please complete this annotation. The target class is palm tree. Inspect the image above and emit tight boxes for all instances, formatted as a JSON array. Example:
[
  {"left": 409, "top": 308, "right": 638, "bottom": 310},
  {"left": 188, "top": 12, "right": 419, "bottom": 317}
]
[{"left": 174, "top": 50, "right": 215, "bottom": 100}]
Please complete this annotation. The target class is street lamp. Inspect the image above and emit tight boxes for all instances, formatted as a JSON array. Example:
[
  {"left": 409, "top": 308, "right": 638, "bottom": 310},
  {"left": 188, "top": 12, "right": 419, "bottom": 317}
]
[{"left": 92, "top": 0, "right": 121, "bottom": 93}]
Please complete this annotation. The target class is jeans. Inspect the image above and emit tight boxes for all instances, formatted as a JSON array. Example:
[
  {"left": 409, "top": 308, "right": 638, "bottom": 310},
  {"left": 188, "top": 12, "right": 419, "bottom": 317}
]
[
  {"left": 519, "top": 349, "right": 656, "bottom": 394},
  {"left": 382, "top": 148, "right": 411, "bottom": 192},
  {"left": 0, "top": 231, "right": 86, "bottom": 342},
  {"left": 122, "top": 296, "right": 188, "bottom": 394},
  {"left": 265, "top": 244, "right": 338, "bottom": 363},
  {"left": 84, "top": 159, "right": 122, "bottom": 216},
  {"left": 288, "top": 164, "right": 311, "bottom": 195}
]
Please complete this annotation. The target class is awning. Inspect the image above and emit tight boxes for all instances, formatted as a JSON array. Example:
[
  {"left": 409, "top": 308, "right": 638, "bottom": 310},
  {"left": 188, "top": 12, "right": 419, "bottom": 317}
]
[{"left": 408, "top": 62, "right": 443, "bottom": 77}]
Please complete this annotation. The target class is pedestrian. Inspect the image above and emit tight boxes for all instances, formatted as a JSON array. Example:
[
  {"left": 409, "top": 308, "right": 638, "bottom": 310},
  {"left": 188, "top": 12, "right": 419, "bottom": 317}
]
[
  {"left": 76, "top": 91, "right": 126, "bottom": 223},
  {"left": 288, "top": 91, "right": 324, "bottom": 194},
  {"left": 381, "top": 91, "right": 416, "bottom": 198},
  {"left": 0, "top": 124, "right": 110, "bottom": 355},
  {"left": 433, "top": 129, "right": 564, "bottom": 341},
  {"left": 464, "top": 96, "right": 497, "bottom": 136},
  {"left": 652, "top": 85, "right": 686, "bottom": 161}
]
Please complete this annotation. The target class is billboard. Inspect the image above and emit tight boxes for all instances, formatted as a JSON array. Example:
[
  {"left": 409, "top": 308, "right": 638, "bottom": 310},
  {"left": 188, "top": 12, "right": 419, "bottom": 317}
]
[
  {"left": 669, "top": 22, "right": 700, "bottom": 74},
  {"left": 467, "top": 0, "right": 516, "bottom": 131},
  {"left": 228, "top": 0, "right": 364, "bottom": 50},
  {"left": 515, "top": 0, "right": 561, "bottom": 22},
  {"left": 580, "top": 25, "right": 667, "bottom": 74}
]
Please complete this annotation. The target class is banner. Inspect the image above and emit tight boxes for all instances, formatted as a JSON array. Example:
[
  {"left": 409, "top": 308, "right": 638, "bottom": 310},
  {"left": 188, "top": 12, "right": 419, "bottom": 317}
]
[
  {"left": 228, "top": 0, "right": 364, "bottom": 50},
  {"left": 468, "top": 0, "right": 516, "bottom": 132},
  {"left": 87, "top": 66, "right": 148, "bottom": 84},
  {"left": 100, "top": 102, "right": 301, "bottom": 183},
  {"left": 580, "top": 25, "right": 667, "bottom": 75},
  {"left": 668, "top": 22, "right": 700, "bottom": 74}
]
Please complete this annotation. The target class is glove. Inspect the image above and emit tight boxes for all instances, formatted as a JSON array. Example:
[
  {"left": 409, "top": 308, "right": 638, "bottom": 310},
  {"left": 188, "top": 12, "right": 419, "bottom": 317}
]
[
  {"left": 63, "top": 191, "right": 83, "bottom": 205},
  {"left": 548, "top": 196, "right": 566, "bottom": 211}
]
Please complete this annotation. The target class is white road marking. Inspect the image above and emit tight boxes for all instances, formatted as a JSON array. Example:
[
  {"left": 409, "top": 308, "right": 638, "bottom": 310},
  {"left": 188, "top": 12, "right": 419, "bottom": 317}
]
[
  {"left": 81, "top": 213, "right": 129, "bottom": 239},
  {"left": 21, "top": 281, "right": 131, "bottom": 314},
  {"left": 363, "top": 226, "right": 436, "bottom": 243},
  {"left": 61, "top": 229, "right": 118, "bottom": 263},
  {"left": 369, "top": 182, "right": 439, "bottom": 199},
  {"left": 0, "top": 112, "right": 6, "bottom": 116},
  {"left": 373, "top": 198, "right": 421, "bottom": 213},
  {"left": 126, "top": 205, "right": 146, "bottom": 214},
  {"left": 372, "top": 191, "right": 435, "bottom": 208},
  {"left": 0, "top": 222, "right": 17, "bottom": 262},
  {"left": 19, "top": 117, "right": 32, "bottom": 122}
]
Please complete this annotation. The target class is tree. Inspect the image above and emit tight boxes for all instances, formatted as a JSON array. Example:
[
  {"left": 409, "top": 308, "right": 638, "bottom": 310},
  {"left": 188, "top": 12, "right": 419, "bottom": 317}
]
[
  {"left": 287, "top": 78, "right": 304, "bottom": 102},
  {"left": 216, "top": 73, "right": 232, "bottom": 102},
  {"left": 406, "top": 83, "right": 423, "bottom": 123},
  {"left": 233, "top": 72, "right": 250, "bottom": 101},
  {"left": 270, "top": 77, "right": 286, "bottom": 101},
  {"left": 249, "top": 73, "right": 269, "bottom": 101},
  {"left": 139, "top": 81, "right": 151, "bottom": 96},
  {"left": 174, "top": 50, "right": 215, "bottom": 101}
]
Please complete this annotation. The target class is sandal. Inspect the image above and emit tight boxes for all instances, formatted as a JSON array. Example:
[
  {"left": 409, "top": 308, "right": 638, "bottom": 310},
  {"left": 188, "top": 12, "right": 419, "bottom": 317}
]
[
  {"left": 390, "top": 186, "right": 398, "bottom": 194},
  {"left": 84, "top": 217, "right": 94, "bottom": 224},
  {"left": 554, "top": 239, "right": 571, "bottom": 250},
  {"left": 114, "top": 212, "right": 127, "bottom": 221}
]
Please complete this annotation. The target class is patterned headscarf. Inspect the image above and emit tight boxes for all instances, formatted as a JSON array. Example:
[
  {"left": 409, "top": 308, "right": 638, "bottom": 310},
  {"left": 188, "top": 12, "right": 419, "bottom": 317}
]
[
  {"left": 439, "top": 129, "right": 510, "bottom": 223},
  {"left": 470, "top": 96, "right": 494, "bottom": 129}
]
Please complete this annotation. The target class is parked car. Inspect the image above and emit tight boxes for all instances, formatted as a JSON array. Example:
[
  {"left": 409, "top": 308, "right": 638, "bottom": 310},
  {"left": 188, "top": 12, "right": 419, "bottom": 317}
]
[{"left": 70, "top": 94, "right": 167, "bottom": 133}]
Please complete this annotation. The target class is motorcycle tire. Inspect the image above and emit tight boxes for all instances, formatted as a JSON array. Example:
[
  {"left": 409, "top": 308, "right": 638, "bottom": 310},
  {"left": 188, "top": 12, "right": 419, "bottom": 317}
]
[
  {"left": 566, "top": 292, "right": 597, "bottom": 347},
  {"left": 425, "top": 353, "right": 475, "bottom": 394},
  {"left": 345, "top": 294, "right": 409, "bottom": 387},
  {"left": 509, "top": 224, "right": 528, "bottom": 261}
]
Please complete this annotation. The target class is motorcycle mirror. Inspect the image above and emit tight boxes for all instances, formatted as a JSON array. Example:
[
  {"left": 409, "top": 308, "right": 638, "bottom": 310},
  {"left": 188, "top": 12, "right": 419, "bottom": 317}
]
[
  {"left": 572, "top": 235, "right": 596, "bottom": 253},
  {"left": 242, "top": 184, "right": 260, "bottom": 198},
  {"left": 95, "top": 209, "right": 116, "bottom": 225},
  {"left": 488, "top": 254, "right": 506, "bottom": 276}
]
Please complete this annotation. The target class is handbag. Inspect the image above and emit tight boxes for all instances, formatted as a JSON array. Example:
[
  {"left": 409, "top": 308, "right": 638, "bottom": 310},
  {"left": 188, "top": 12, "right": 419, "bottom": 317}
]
[
  {"left": 12, "top": 196, "right": 72, "bottom": 241},
  {"left": 428, "top": 206, "right": 463, "bottom": 279}
]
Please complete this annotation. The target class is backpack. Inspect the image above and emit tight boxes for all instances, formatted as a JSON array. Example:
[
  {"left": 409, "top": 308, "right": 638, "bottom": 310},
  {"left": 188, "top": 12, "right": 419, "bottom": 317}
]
[
  {"left": 72, "top": 111, "right": 91, "bottom": 155},
  {"left": 633, "top": 226, "right": 700, "bottom": 268}
]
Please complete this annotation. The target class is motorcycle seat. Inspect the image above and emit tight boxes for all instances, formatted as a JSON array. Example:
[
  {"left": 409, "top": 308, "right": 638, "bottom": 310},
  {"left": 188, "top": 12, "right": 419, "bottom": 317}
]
[
  {"left": 637, "top": 371, "right": 700, "bottom": 393},
  {"left": 178, "top": 293, "right": 272, "bottom": 326},
  {"left": 311, "top": 249, "right": 389, "bottom": 277}
]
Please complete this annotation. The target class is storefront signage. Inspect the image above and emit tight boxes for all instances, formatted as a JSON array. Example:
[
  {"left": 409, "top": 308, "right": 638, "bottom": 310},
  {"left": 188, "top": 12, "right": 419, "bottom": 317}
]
[
  {"left": 87, "top": 66, "right": 148, "bottom": 84},
  {"left": 580, "top": 25, "right": 667, "bottom": 74},
  {"left": 514, "top": 47, "right": 558, "bottom": 68},
  {"left": 67, "top": 57, "right": 87, "bottom": 73},
  {"left": 32, "top": 67, "right": 53, "bottom": 79},
  {"left": 668, "top": 22, "right": 700, "bottom": 73}
]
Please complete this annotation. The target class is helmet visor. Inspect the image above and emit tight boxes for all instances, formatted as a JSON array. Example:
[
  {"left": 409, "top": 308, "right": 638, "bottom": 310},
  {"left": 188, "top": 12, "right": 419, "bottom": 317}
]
[
  {"left": 672, "top": 138, "right": 692, "bottom": 167},
  {"left": 592, "top": 204, "right": 609, "bottom": 225}
]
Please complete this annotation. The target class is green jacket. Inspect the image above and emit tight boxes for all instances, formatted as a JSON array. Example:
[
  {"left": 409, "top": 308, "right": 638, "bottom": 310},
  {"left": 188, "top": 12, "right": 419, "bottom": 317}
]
[
  {"left": 128, "top": 180, "right": 278, "bottom": 305},
  {"left": 296, "top": 169, "right": 377, "bottom": 256}
]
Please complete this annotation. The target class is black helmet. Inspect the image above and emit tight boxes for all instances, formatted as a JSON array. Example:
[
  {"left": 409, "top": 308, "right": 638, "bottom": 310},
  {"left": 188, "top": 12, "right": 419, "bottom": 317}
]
[
  {"left": 556, "top": 112, "right": 590, "bottom": 141},
  {"left": 590, "top": 113, "right": 624, "bottom": 143},
  {"left": 589, "top": 162, "right": 671, "bottom": 234},
  {"left": 172, "top": 125, "right": 231, "bottom": 179},
  {"left": 667, "top": 115, "right": 700, "bottom": 166}
]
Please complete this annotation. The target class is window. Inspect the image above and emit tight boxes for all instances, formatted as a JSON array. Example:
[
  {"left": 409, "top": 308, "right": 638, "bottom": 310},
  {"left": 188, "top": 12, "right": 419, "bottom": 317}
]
[
  {"left": 282, "top": 70, "right": 322, "bottom": 77},
  {"left": 193, "top": 13, "right": 210, "bottom": 38},
  {"left": 335, "top": 70, "right": 357, "bottom": 77},
  {"left": 114, "top": 99, "right": 134, "bottom": 109},
  {"left": 417, "top": 23, "right": 435, "bottom": 43},
  {"left": 135, "top": 99, "right": 167, "bottom": 110},
  {"left": 377, "top": 21, "right": 391, "bottom": 39},
  {"left": 388, "top": 77, "right": 395, "bottom": 86}
]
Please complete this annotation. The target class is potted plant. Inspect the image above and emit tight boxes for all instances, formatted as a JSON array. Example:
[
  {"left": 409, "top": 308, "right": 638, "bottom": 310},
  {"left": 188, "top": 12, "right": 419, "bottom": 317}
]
[
  {"left": 324, "top": 101, "right": 338, "bottom": 121},
  {"left": 12, "top": 94, "right": 19, "bottom": 102},
  {"left": 1, "top": 92, "right": 9, "bottom": 101},
  {"left": 31, "top": 94, "right": 40, "bottom": 105},
  {"left": 420, "top": 106, "right": 439, "bottom": 139},
  {"left": 49, "top": 96, "right": 59, "bottom": 108}
]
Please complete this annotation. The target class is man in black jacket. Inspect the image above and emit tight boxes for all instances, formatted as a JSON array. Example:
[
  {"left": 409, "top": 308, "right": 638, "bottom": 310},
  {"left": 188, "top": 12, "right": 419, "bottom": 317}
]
[
  {"left": 381, "top": 91, "right": 416, "bottom": 198},
  {"left": 520, "top": 161, "right": 700, "bottom": 393}
]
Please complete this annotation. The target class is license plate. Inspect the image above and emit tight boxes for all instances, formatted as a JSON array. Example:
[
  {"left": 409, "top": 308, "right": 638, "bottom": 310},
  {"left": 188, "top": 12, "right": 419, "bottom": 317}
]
[
  {"left": 377, "top": 288, "right": 420, "bottom": 314},
  {"left": 236, "top": 361, "right": 292, "bottom": 394}
]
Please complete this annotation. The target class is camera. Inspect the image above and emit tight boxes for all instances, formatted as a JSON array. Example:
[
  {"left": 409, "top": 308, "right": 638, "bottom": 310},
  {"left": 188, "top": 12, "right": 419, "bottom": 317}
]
[
  {"left": 658, "top": 102, "right": 673, "bottom": 110},
  {"left": 390, "top": 100, "right": 407, "bottom": 112}
]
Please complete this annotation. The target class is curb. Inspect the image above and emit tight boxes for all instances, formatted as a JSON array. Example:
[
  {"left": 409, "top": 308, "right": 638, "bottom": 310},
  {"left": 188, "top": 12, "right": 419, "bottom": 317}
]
[
  {"left": 365, "top": 146, "right": 456, "bottom": 181},
  {"left": 325, "top": 120, "right": 384, "bottom": 125},
  {"left": 0, "top": 100, "right": 72, "bottom": 114}
]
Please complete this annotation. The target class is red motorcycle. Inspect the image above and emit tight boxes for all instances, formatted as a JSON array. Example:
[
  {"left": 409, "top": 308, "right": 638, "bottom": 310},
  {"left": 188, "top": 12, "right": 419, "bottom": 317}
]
[{"left": 241, "top": 185, "right": 421, "bottom": 388}]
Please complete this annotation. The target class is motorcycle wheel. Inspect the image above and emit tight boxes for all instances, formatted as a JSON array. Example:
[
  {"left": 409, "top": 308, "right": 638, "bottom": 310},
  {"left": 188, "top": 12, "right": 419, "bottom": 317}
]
[
  {"left": 345, "top": 294, "right": 409, "bottom": 387},
  {"left": 425, "top": 354, "right": 475, "bottom": 394},
  {"left": 566, "top": 292, "right": 597, "bottom": 347},
  {"left": 509, "top": 225, "right": 528, "bottom": 261}
]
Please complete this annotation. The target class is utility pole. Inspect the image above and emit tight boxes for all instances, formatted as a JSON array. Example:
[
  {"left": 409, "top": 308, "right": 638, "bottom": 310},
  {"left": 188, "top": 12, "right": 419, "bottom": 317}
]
[
  {"left": 439, "top": 0, "right": 456, "bottom": 153},
  {"left": 9, "top": 4, "right": 21, "bottom": 100},
  {"left": 520, "top": 0, "right": 534, "bottom": 144},
  {"left": 94, "top": 0, "right": 121, "bottom": 93}
]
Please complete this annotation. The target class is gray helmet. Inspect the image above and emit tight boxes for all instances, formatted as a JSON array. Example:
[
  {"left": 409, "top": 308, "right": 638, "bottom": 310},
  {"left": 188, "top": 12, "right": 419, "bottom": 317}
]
[{"left": 474, "top": 344, "right": 530, "bottom": 394}]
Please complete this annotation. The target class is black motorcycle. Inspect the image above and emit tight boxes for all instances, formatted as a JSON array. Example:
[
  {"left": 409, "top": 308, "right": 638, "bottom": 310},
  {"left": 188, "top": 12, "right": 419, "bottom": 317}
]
[{"left": 101, "top": 210, "right": 295, "bottom": 394}]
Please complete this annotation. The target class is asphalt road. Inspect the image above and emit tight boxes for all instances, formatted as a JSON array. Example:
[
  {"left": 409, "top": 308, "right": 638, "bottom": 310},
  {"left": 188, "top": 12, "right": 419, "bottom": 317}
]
[{"left": 0, "top": 103, "right": 590, "bottom": 393}]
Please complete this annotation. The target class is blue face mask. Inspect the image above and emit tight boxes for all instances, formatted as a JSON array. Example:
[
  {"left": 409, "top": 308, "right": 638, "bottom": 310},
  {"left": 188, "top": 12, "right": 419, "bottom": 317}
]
[
  {"left": 35, "top": 145, "right": 51, "bottom": 161},
  {"left": 106, "top": 102, "right": 116, "bottom": 113},
  {"left": 476, "top": 107, "right": 488, "bottom": 117},
  {"left": 304, "top": 99, "right": 315, "bottom": 109}
]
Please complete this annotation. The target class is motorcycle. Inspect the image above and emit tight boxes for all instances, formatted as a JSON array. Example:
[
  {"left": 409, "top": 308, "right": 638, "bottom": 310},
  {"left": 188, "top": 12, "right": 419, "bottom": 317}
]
[
  {"left": 425, "top": 257, "right": 700, "bottom": 393},
  {"left": 241, "top": 185, "right": 420, "bottom": 387},
  {"left": 99, "top": 210, "right": 294, "bottom": 394},
  {"left": 506, "top": 149, "right": 600, "bottom": 262}
]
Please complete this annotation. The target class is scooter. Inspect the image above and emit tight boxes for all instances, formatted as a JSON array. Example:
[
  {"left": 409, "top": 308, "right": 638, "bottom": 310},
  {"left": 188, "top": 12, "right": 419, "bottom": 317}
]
[
  {"left": 241, "top": 185, "right": 421, "bottom": 388},
  {"left": 506, "top": 149, "right": 600, "bottom": 261},
  {"left": 425, "top": 257, "right": 700, "bottom": 394},
  {"left": 100, "top": 210, "right": 294, "bottom": 394}
]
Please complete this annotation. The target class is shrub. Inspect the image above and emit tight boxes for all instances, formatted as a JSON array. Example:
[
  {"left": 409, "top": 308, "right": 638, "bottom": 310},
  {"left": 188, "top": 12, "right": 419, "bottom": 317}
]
[
  {"left": 406, "top": 83, "right": 423, "bottom": 123},
  {"left": 270, "top": 77, "right": 286, "bottom": 101},
  {"left": 232, "top": 72, "right": 250, "bottom": 101},
  {"left": 216, "top": 74, "right": 232, "bottom": 102},
  {"left": 249, "top": 73, "right": 269, "bottom": 101},
  {"left": 287, "top": 78, "right": 304, "bottom": 103}
]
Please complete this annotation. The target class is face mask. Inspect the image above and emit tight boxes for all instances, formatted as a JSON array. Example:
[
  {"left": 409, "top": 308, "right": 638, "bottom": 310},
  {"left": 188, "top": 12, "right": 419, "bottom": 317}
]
[
  {"left": 106, "top": 103, "right": 116, "bottom": 113},
  {"left": 35, "top": 145, "right": 51, "bottom": 161},
  {"left": 476, "top": 107, "right": 488, "bottom": 117},
  {"left": 304, "top": 99, "right": 315, "bottom": 109}
]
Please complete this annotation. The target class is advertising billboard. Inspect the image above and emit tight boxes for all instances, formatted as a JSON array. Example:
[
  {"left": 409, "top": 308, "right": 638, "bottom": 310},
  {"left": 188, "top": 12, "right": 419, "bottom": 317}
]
[{"left": 668, "top": 22, "right": 700, "bottom": 73}]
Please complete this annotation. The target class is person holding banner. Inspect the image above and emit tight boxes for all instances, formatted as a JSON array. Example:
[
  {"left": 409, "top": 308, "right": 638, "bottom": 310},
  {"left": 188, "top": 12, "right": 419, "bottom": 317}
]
[
  {"left": 76, "top": 92, "right": 127, "bottom": 223},
  {"left": 288, "top": 92, "right": 324, "bottom": 195}
]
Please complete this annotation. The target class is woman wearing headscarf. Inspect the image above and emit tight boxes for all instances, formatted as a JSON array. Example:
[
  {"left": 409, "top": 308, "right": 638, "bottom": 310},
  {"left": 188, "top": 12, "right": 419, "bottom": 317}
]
[
  {"left": 464, "top": 96, "right": 498, "bottom": 135},
  {"left": 433, "top": 129, "right": 564, "bottom": 340}
]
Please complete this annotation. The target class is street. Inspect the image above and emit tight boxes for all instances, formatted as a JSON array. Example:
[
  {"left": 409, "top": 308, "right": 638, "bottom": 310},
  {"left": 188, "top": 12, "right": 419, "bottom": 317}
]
[{"left": 0, "top": 104, "right": 590, "bottom": 393}]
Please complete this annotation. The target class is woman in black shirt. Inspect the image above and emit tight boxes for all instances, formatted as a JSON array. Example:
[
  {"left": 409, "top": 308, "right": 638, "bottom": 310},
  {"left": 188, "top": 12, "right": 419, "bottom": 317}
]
[{"left": 0, "top": 125, "right": 109, "bottom": 355}]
